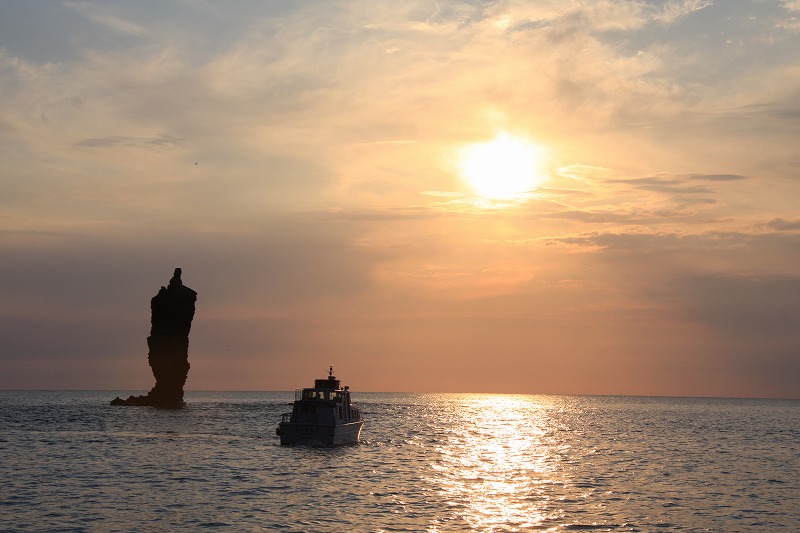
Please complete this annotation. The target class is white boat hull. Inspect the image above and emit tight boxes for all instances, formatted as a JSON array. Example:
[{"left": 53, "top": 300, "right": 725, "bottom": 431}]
[{"left": 277, "top": 419, "right": 364, "bottom": 446}]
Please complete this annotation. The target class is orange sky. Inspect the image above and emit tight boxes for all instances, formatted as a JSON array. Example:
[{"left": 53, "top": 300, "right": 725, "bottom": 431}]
[{"left": 1, "top": 1, "right": 799, "bottom": 397}]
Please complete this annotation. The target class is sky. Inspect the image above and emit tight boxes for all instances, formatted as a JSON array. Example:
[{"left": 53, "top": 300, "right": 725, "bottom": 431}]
[{"left": 1, "top": 0, "right": 800, "bottom": 397}]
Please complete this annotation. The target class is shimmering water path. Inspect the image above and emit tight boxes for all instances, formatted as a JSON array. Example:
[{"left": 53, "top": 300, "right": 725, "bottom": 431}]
[{"left": 1, "top": 391, "right": 798, "bottom": 531}]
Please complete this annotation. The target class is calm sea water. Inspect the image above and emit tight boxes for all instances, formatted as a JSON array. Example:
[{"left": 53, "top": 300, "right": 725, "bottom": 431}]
[{"left": 0, "top": 391, "right": 798, "bottom": 532}]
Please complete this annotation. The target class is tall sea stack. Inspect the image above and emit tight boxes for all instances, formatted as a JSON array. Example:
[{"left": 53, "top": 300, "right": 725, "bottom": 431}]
[{"left": 111, "top": 268, "right": 197, "bottom": 408}]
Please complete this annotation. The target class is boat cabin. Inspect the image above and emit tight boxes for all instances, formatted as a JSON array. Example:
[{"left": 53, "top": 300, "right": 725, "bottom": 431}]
[{"left": 280, "top": 366, "right": 362, "bottom": 426}]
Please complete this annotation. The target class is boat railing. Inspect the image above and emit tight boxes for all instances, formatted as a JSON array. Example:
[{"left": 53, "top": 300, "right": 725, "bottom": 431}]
[
  {"left": 294, "top": 388, "right": 302, "bottom": 401},
  {"left": 280, "top": 412, "right": 292, "bottom": 423}
]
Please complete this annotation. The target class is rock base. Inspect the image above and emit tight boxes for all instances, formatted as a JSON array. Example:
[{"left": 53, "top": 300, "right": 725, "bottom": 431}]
[{"left": 110, "top": 393, "right": 186, "bottom": 408}]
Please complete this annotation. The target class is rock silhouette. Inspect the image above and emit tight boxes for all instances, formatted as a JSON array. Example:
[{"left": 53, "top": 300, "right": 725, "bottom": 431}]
[{"left": 111, "top": 268, "right": 197, "bottom": 408}]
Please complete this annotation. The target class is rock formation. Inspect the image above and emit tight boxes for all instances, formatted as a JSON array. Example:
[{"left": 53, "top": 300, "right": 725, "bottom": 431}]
[{"left": 111, "top": 268, "right": 197, "bottom": 408}]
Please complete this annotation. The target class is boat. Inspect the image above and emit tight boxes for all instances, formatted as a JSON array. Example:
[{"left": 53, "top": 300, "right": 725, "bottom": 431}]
[{"left": 276, "top": 366, "right": 364, "bottom": 446}]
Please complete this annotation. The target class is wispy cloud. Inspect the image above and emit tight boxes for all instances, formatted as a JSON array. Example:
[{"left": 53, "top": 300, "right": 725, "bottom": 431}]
[
  {"left": 608, "top": 176, "right": 714, "bottom": 194},
  {"left": 688, "top": 174, "right": 748, "bottom": 182},
  {"left": 75, "top": 133, "right": 186, "bottom": 149},
  {"left": 653, "top": 0, "right": 714, "bottom": 24},
  {"left": 63, "top": 1, "right": 147, "bottom": 36},
  {"left": 783, "top": 1, "right": 800, "bottom": 12},
  {"left": 767, "top": 218, "right": 800, "bottom": 231}
]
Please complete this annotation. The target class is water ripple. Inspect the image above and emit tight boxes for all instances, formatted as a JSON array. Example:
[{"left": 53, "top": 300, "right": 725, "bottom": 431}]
[{"left": 0, "top": 392, "right": 798, "bottom": 532}]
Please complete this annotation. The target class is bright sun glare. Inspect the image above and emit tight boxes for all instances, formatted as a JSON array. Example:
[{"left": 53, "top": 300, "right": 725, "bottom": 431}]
[{"left": 458, "top": 133, "right": 546, "bottom": 200}]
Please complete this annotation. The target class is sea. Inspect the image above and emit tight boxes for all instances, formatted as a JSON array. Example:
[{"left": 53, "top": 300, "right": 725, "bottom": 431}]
[{"left": 0, "top": 391, "right": 798, "bottom": 532}]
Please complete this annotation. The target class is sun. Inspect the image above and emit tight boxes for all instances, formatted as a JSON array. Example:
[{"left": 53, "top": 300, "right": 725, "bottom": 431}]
[{"left": 458, "top": 133, "right": 546, "bottom": 200}]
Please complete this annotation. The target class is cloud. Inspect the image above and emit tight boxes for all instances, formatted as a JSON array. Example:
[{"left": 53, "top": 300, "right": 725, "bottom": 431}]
[
  {"left": 63, "top": 1, "right": 146, "bottom": 36},
  {"left": 322, "top": 206, "right": 446, "bottom": 222},
  {"left": 767, "top": 218, "right": 800, "bottom": 231},
  {"left": 544, "top": 228, "right": 800, "bottom": 254},
  {"left": 688, "top": 174, "right": 748, "bottom": 181},
  {"left": 0, "top": 213, "right": 383, "bottom": 385},
  {"left": 354, "top": 139, "right": 417, "bottom": 146},
  {"left": 652, "top": 273, "right": 800, "bottom": 346},
  {"left": 0, "top": 204, "right": 381, "bottom": 308},
  {"left": 609, "top": 176, "right": 714, "bottom": 194},
  {"left": 75, "top": 133, "right": 186, "bottom": 149},
  {"left": 783, "top": 0, "right": 800, "bottom": 12},
  {"left": 543, "top": 206, "right": 709, "bottom": 225},
  {"left": 653, "top": 0, "right": 714, "bottom": 24}
]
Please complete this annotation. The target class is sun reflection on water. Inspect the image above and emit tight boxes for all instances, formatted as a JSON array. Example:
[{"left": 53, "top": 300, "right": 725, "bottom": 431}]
[{"left": 427, "top": 394, "right": 565, "bottom": 532}]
